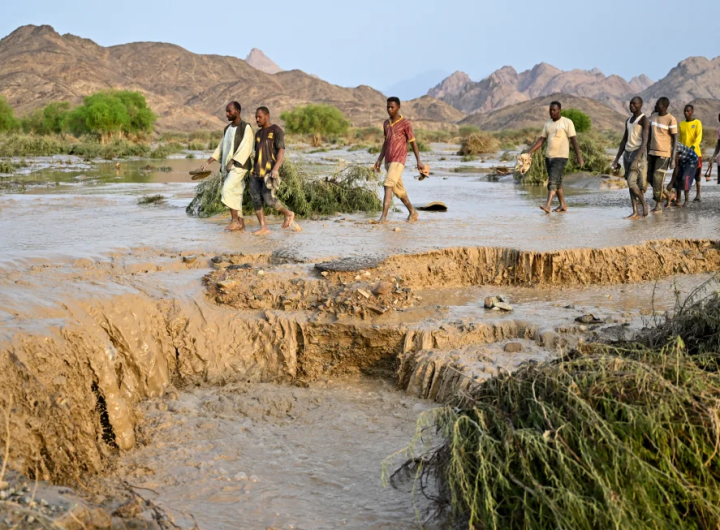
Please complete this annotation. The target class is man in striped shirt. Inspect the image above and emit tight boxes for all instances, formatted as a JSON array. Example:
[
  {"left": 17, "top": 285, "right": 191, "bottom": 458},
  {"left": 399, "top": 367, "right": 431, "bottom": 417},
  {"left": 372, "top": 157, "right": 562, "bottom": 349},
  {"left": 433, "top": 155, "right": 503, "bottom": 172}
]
[
  {"left": 647, "top": 97, "right": 678, "bottom": 213},
  {"left": 373, "top": 97, "right": 423, "bottom": 224}
]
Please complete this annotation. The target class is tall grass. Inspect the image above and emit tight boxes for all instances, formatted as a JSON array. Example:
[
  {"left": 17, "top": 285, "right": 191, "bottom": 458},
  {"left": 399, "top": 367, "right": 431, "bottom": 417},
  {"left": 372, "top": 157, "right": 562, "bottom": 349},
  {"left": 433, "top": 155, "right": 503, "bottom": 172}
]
[{"left": 458, "top": 133, "right": 500, "bottom": 156}]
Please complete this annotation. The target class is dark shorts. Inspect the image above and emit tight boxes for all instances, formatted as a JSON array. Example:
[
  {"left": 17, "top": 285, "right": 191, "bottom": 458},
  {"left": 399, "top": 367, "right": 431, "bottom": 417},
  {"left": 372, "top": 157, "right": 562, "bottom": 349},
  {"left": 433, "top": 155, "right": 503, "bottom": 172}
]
[
  {"left": 249, "top": 175, "right": 284, "bottom": 210},
  {"left": 674, "top": 159, "right": 699, "bottom": 192},
  {"left": 545, "top": 157, "right": 568, "bottom": 191}
]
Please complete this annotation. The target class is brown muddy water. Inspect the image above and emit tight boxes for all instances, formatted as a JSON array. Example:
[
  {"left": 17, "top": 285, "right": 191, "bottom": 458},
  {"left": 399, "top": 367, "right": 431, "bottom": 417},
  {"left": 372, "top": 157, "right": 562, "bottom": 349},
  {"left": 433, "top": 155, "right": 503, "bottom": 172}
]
[{"left": 1, "top": 146, "right": 720, "bottom": 529}]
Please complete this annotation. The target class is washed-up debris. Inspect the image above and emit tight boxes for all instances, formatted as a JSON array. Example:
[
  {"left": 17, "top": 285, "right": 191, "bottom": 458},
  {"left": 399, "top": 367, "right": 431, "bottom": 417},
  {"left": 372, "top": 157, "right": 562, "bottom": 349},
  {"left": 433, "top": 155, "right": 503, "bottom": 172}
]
[
  {"left": 416, "top": 202, "right": 448, "bottom": 212},
  {"left": 575, "top": 314, "right": 603, "bottom": 324},
  {"left": 504, "top": 342, "right": 523, "bottom": 353},
  {"left": 484, "top": 295, "right": 512, "bottom": 311}
]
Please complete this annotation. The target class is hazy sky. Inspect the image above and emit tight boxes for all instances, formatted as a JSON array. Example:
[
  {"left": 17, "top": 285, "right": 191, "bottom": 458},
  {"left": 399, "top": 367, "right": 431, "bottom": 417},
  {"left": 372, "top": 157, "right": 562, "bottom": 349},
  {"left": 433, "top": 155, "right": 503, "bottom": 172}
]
[{"left": 3, "top": 0, "right": 719, "bottom": 90}]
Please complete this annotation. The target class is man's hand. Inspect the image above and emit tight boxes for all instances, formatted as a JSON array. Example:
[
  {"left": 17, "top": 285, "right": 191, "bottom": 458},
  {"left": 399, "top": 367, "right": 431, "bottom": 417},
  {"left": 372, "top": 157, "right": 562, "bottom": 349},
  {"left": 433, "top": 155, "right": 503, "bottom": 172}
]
[
  {"left": 417, "top": 162, "right": 424, "bottom": 172},
  {"left": 270, "top": 169, "right": 280, "bottom": 180},
  {"left": 668, "top": 159, "right": 675, "bottom": 170},
  {"left": 373, "top": 161, "right": 382, "bottom": 172},
  {"left": 225, "top": 160, "right": 234, "bottom": 173},
  {"left": 578, "top": 156, "right": 585, "bottom": 169},
  {"left": 630, "top": 160, "right": 639, "bottom": 172},
  {"left": 611, "top": 161, "right": 620, "bottom": 172}
]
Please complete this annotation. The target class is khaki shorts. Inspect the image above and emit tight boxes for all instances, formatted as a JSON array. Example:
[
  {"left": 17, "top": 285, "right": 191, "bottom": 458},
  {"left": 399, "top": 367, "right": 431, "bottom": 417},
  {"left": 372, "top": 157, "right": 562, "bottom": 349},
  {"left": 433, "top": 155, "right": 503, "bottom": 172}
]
[{"left": 384, "top": 162, "right": 407, "bottom": 199}]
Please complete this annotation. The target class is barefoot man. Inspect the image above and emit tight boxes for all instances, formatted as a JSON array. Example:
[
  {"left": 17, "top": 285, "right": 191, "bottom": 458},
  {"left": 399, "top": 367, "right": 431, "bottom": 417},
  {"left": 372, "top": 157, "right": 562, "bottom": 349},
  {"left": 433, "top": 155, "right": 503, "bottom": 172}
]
[
  {"left": 612, "top": 96, "right": 650, "bottom": 219},
  {"left": 667, "top": 142, "right": 699, "bottom": 207},
  {"left": 647, "top": 97, "right": 678, "bottom": 213},
  {"left": 373, "top": 97, "right": 421, "bottom": 223},
  {"left": 526, "top": 101, "right": 584, "bottom": 213},
  {"left": 250, "top": 106, "right": 296, "bottom": 235},
  {"left": 201, "top": 101, "right": 253, "bottom": 232},
  {"left": 678, "top": 104, "right": 703, "bottom": 201}
]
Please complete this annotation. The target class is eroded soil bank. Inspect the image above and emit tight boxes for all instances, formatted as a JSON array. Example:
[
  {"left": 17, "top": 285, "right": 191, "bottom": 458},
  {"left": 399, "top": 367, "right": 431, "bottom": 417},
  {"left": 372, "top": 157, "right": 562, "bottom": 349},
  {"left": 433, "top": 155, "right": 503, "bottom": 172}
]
[{"left": 1, "top": 238, "right": 719, "bottom": 528}]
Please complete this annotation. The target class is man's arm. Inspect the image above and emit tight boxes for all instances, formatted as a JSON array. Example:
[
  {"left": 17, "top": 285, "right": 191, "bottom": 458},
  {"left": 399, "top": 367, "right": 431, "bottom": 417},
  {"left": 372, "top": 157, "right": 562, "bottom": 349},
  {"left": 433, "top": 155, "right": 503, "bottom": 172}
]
[
  {"left": 410, "top": 139, "right": 423, "bottom": 171},
  {"left": 628, "top": 116, "right": 651, "bottom": 170},
  {"left": 202, "top": 139, "right": 223, "bottom": 171},
  {"left": 526, "top": 136, "right": 546, "bottom": 155},
  {"left": 570, "top": 136, "right": 584, "bottom": 168},
  {"left": 612, "top": 128, "right": 629, "bottom": 170},
  {"left": 270, "top": 148, "right": 285, "bottom": 178},
  {"left": 667, "top": 153, "right": 679, "bottom": 189},
  {"left": 669, "top": 133, "right": 678, "bottom": 169},
  {"left": 373, "top": 139, "right": 387, "bottom": 171}
]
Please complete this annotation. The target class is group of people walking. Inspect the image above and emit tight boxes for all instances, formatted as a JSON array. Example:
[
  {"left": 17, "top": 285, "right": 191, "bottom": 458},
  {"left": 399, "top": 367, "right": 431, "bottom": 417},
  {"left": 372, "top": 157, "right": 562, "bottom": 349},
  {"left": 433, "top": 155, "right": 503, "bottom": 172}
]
[
  {"left": 533, "top": 97, "right": 720, "bottom": 218},
  {"left": 202, "top": 96, "right": 720, "bottom": 231}
]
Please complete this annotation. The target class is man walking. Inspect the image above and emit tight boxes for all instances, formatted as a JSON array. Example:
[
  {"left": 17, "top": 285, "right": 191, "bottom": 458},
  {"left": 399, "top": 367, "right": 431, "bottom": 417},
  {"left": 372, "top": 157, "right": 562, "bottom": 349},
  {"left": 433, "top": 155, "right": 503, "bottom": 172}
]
[
  {"left": 612, "top": 96, "right": 650, "bottom": 219},
  {"left": 249, "top": 106, "right": 296, "bottom": 235},
  {"left": 647, "top": 97, "right": 678, "bottom": 213},
  {"left": 678, "top": 104, "right": 703, "bottom": 201},
  {"left": 201, "top": 101, "right": 253, "bottom": 232},
  {"left": 526, "top": 101, "right": 584, "bottom": 213},
  {"left": 667, "top": 142, "right": 699, "bottom": 207},
  {"left": 373, "top": 97, "right": 422, "bottom": 224},
  {"left": 706, "top": 112, "right": 720, "bottom": 183}
]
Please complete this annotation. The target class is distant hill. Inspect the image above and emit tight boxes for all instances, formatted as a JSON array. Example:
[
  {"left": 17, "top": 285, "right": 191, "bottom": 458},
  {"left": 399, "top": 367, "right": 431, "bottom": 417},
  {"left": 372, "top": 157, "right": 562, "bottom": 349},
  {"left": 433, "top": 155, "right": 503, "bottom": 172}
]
[
  {"left": 245, "top": 48, "right": 282, "bottom": 74},
  {"left": 429, "top": 64, "right": 653, "bottom": 116},
  {"left": 460, "top": 93, "right": 627, "bottom": 133},
  {"left": 0, "top": 25, "right": 463, "bottom": 132},
  {"left": 383, "top": 69, "right": 449, "bottom": 101}
]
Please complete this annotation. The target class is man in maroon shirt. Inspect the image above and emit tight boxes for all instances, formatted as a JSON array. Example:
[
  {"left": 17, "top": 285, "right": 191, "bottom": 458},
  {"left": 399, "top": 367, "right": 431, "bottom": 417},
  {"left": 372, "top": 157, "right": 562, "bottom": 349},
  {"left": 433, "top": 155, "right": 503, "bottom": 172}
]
[{"left": 373, "top": 97, "right": 423, "bottom": 223}]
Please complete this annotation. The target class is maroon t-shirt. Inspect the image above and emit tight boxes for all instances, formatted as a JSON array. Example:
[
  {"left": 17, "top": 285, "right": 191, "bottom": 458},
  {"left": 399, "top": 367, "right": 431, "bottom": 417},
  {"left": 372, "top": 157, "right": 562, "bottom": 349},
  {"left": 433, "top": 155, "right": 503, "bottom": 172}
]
[{"left": 383, "top": 116, "right": 415, "bottom": 165}]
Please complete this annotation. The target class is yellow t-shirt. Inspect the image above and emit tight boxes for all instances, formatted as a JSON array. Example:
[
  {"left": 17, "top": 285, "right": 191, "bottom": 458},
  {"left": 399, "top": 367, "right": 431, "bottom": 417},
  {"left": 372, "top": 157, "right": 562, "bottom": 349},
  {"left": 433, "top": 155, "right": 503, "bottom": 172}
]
[
  {"left": 679, "top": 119, "right": 703, "bottom": 157},
  {"left": 541, "top": 117, "right": 577, "bottom": 159}
]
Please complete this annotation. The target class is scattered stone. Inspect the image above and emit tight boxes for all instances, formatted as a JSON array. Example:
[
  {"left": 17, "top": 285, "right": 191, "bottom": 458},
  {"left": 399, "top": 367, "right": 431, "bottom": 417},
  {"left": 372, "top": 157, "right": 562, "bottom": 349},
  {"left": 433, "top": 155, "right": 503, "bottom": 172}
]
[
  {"left": 575, "top": 314, "right": 603, "bottom": 324},
  {"left": 484, "top": 297, "right": 495, "bottom": 308},
  {"left": 257, "top": 270, "right": 265, "bottom": 276},
  {"left": 182, "top": 255, "right": 197, "bottom": 264},
  {"left": 494, "top": 302, "right": 513, "bottom": 311},
  {"left": 373, "top": 281, "right": 393, "bottom": 297},
  {"left": 393, "top": 227, "right": 401, "bottom": 232},
  {"left": 367, "top": 304, "right": 386, "bottom": 315},
  {"left": 234, "top": 472, "right": 247, "bottom": 481},
  {"left": 315, "top": 256, "right": 384, "bottom": 273},
  {"left": 217, "top": 280, "right": 238, "bottom": 291},
  {"left": 227, "top": 263, "right": 252, "bottom": 270},
  {"left": 357, "top": 289, "right": 371, "bottom": 299},
  {"left": 0, "top": 481, "right": 7, "bottom": 489},
  {"left": 320, "top": 271, "right": 329, "bottom": 277},
  {"left": 504, "top": 342, "right": 523, "bottom": 353}
]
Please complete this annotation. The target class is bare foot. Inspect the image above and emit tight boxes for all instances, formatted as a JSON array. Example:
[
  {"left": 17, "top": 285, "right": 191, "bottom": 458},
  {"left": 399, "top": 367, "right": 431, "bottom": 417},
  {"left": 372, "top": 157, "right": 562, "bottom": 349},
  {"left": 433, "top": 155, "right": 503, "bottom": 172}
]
[
  {"left": 224, "top": 221, "right": 244, "bottom": 232},
  {"left": 407, "top": 211, "right": 419, "bottom": 222},
  {"left": 642, "top": 204, "right": 649, "bottom": 217},
  {"left": 253, "top": 227, "right": 270, "bottom": 236},
  {"left": 625, "top": 212, "right": 640, "bottom": 219},
  {"left": 693, "top": 197, "right": 701, "bottom": 202},
  {"left": 282, "top": 211, "right": 295, "bottom": 229},
  {"left": 377, "top": 217, "right": 388, "bottom": 224},
  {"left": 553, "top": 206, "right": 568, "bottom": 213},
  {"left": 651, "top": 207, "right": 663, "bottom": 214},
  {"left": 539, "top": 205, "right": 551, "bottom": 214},
  {"left": 679, "top": 202, "right": 687, "bottom": 208}
]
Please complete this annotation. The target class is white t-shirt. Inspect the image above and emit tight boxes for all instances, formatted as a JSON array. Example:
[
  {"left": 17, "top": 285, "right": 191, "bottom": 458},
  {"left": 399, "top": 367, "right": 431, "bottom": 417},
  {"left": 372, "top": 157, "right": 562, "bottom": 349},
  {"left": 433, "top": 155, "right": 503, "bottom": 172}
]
[{"left": 541, "top": 117, "right": 577, "bottom": 159}]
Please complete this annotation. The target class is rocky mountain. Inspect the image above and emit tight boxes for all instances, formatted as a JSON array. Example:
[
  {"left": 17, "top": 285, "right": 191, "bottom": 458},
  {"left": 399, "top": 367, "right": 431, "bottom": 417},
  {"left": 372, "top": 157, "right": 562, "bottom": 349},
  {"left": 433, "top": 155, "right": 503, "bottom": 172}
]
[
  {"left": 245, "top": 48, "right": 282, "bottom": 74},
  {"left": 429, "top": 64, "right": 654, "bottom": 116},
  {"left": 460, "top": 93, "right": 626, "bottom": 133},
  {"left": 641, "top": 57, "right": 720, "bottom": 111},
  {"left": 0, "top": 25, "right": 462, "bottom": 132}
]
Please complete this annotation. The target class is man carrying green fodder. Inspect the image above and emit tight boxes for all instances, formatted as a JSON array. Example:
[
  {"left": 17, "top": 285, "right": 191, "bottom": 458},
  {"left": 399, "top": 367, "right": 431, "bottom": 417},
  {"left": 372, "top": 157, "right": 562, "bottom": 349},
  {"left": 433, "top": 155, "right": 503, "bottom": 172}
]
[
  {"left": 250, "top": 107, "right": 299, "bottom": 235},
  {"left": 200, "top": 101, "right": 253, "bottom": 232},
  {"left": 526, "top": 100, "right": 585, "bottom": 214}
]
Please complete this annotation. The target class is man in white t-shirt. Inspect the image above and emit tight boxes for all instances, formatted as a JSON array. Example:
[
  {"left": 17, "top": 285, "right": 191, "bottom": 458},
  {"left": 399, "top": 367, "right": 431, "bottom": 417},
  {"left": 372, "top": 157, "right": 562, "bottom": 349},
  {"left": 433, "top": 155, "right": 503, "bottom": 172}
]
[
  {"left": 201, "top": 101, "right": 254, "bottom": 232},
  {"left": 526, "top": 101, "right": 585, "bottom": 213}
]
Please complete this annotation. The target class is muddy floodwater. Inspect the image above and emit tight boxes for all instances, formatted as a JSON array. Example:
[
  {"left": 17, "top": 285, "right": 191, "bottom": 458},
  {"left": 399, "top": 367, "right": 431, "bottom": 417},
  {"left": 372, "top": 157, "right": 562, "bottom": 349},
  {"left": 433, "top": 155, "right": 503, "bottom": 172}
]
[{"left": 1, "top": 145, "right": 720, "bottom": 529}]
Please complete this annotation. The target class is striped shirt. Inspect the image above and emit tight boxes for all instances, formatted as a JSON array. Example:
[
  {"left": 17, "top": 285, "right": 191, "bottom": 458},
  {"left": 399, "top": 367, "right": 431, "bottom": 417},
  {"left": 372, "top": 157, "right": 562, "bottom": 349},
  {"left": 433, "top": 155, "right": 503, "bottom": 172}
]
[
  {"left": 649, "top": 112, "right": 678, "bottom": 157},
  {"left": 383, "top": 116, "right": 415, "bottom": 165}
]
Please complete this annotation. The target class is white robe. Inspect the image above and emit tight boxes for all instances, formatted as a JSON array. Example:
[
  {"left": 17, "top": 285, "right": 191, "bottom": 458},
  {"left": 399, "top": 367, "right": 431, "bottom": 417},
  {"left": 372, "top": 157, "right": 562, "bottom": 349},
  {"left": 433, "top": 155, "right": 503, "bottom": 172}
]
[{"left": 212, "top": 123, "right": 253, "bottom": 212}]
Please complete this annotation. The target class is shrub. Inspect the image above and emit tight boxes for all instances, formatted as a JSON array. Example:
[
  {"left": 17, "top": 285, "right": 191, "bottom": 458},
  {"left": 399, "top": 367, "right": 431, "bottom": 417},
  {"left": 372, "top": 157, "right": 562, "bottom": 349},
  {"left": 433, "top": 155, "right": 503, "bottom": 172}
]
[
  {"left": 150, "top": 142, "right": 185, "bottom": 159},
  {"left": 561, "top": 108, "right": 592, "bottom": 133},
  {"left": 353, "top": 127, "right": 384, "bottom": 143},
  {"left": 0, "top": 134, "right": 68, "bottom": 157},
  {"left": 492, "top": 128, "right": 541, "bottom": 148},
  {"left": 567, "top": 132, "right": 612, "bottom": 174},
  {"left": 0, "top": 96, "right": 20, "bottom": 133},
  {"left": 458, "top": 125, "right": 481, "bottom": 137},
  {"left": 69, "top": 90, "right": 156, "bottom": 140},
  {"left": 408, "top": 140, "right": 430, "bottom": 153},
  {"left": 21, "top": 102, "right": 71, "bottom": 135},
  {"left": 137, "top": 195, "right": 166, "bottom": 205},
  {"left": 458, "top": 132, "right": 500, "bottom": 155},
  {"left": 280, "top": 104, "right": 350, "bottom": 143},
  {"left": 186, "top": 141, "right": 207, "bottom": 151}
]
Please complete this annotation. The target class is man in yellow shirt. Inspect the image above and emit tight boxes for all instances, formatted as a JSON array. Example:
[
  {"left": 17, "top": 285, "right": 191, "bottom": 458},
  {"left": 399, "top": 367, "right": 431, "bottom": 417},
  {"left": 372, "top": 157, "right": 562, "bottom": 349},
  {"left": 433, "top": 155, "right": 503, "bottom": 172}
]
[{"left": 678, "top": 104, "right": 703, "bottom": 201}]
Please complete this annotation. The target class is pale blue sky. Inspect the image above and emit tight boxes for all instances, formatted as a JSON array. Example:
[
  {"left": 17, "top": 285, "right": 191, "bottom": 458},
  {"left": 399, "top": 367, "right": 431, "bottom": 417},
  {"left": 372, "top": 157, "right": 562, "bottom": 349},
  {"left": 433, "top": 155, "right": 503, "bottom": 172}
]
[{"left": 3, "top": 0, "right": 719, "bottom": 93}]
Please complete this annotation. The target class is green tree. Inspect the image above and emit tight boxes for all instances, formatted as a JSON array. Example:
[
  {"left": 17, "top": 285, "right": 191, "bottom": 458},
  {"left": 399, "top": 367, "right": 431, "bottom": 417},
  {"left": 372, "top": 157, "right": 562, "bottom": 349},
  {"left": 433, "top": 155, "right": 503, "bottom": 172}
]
[
  {"left": 281, "top": 104, "right": 350, "bottom": 146},
  {"left": 22, "top": 102, "right": 71, "bottom": 135},
  {"left": 0, "top": 96, "right": 20, "bottom": 133},
  {"left": 561, "top": 108, "right": 592, "bottom": 133},
  {"left": 70, "top": 90, "right": 156, "bottom": 140}
]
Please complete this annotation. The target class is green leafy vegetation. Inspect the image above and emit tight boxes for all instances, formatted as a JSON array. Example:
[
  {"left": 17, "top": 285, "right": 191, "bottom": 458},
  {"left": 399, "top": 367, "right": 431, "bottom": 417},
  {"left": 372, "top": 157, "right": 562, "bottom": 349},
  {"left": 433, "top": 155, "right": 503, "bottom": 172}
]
[
  {"left": 187, "top": 160, "right": 382, "bottom": 218},
  {"left": 281, "top": 104, "right": 350, "bottom": 146},
  {"left": 491, "top": 128, "right": 541, "bottom": 149},
  {"left": 394, "top": 287, "right": 720, "bottom": 529},
  {"left": 458, "top": 132, "right": 500, "bottom": 156},
  {"left": 0, "top": 96, "right": 20, "bottom": 133},
  {"left": 460, "top": 155, "right": 476, "bottom": 162},
  {"left": 68, "top": 90, "right": 156, "bottom": 140},
  {"left": 561, "top": 108, "right": 592, "bottom": 133},
  {"left": 0, "top": 134, "right": 151, "bottom": 159},
  {"left": 21, "top": 102, "right": 71, "bottom": 135},
  {"left": 149, "top": 141, "right": 185, "bottom": 159},
  {"left": 137, "top": 194, "right": 166, "bottom": 205},
  {"left": 408, "top": 140, "right": 430, "bottom": 153},
  {"left": 458, "top": 125, "right": 481, "bottom": 137}
]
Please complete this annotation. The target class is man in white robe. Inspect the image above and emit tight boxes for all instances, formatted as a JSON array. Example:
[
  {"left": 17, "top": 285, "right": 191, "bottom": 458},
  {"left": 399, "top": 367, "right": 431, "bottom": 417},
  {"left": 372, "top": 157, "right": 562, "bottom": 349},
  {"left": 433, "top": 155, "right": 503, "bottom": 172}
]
[{"left": 201, "top": 101, "right": 253, "bottom": 232}]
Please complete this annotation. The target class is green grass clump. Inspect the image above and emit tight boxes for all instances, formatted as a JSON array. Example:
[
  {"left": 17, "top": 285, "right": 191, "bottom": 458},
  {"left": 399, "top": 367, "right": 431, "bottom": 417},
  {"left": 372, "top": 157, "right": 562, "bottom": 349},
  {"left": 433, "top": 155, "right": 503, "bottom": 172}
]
[
  {"left": 0, "top": 134, "right": 68, "bottom": 157},
  {"left": 368, "top": 146, "right": 381, "bottom": 154},
  {"left": 0, "top": 160, "right": 17, "bottom": 173},
  {"left": 187, "top": 160, "right": 382, "bottom": 218},
  {"left": 0, "top": 134, "right": 151, "bottom": 159},
  {"left": 71, "top": 139, "right": 151, "bottom": 160},
  {"left": 460, "top": 155, "right": 476, "bottom": 162},
  {"left": 458, "top": 125, "right": 481, "bottom": 137},
  {"left": 137, "top": 194, "right": 166, "bottom": 205},
  {"left": 186, "top": 141, "right": 207, "bottom": 151},
  {"left": 492, "top": 128, "right": 541, "bottom": 148},
  {"left": 408, "top": 140, "right": 430, "bottom": 153},
  {"left": 458, "top": 132, "right": 500, "bottom": 156},
  {"left": 394, "top": 288, "right": 720, "bottom": 529},
  {"left": 347, "top": 144, "right": 369, "bottom": 152}
]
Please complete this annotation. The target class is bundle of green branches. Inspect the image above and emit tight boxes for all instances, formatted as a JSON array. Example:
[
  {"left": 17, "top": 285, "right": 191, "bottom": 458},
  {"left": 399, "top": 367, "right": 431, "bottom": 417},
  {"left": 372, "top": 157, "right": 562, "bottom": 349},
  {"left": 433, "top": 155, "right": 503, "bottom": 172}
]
[
  {"left": 458, "top": 133, "right": 500, "bottom": 156},
  {"left": 396, "top": 340, "right": 720, "bottom": 529},
  {"left": 186, "top": 160, "right": 382, "bottom": 218}
]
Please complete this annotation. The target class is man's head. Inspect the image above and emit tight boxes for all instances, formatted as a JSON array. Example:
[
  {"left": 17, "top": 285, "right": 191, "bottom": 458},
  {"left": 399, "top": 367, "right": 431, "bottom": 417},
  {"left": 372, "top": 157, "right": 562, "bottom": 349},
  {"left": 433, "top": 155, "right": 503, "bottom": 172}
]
[
  {"left": 654, "top": 97, "right": 669, "bottom": 114},
  {"left": 684, "top": 104, "right": 694, "bottom": 121},
  {"left": 387, "top": 97, "right": 401, "bottom": 119},
  {"left": 255, "top": 106, "right": 270, "bottom": 128},
  {"left": 629, "top": 96, "right": 643, "bottom": 114},
  {"left": 549, "top": 101, "right": 562, "bottom": 121},
  {"left": 226, "top": 101, "right": 241, "bottom": 122}
]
